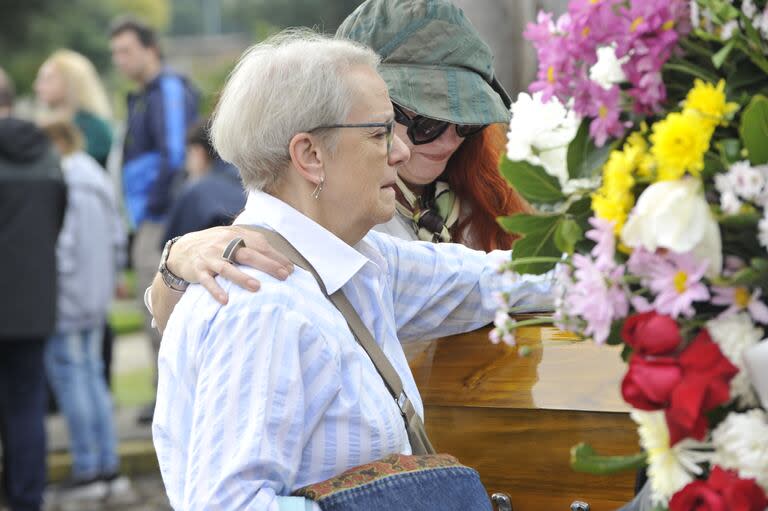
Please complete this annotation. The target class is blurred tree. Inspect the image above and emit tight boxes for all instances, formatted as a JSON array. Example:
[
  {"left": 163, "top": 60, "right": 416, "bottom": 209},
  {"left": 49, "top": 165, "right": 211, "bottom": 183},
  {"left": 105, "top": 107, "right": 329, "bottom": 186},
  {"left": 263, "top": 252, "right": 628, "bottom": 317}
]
[
  {"left": 221, "top": 0, "right": 365, "bottom": 35},
  {"left": 170, "top": 0, "right": 205, "bottom": 35},
  {"left": 0, "top": 0, "right": 170, "bottom": 96},
  {"left": 110, "top": 0, "right": 171, "bottom": 30}
]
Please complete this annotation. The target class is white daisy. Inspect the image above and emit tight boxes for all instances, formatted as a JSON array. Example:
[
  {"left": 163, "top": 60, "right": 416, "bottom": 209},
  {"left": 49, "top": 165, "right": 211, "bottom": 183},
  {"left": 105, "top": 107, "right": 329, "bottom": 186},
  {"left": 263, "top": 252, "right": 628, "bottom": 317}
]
[
  {"left": 707, "top": 313, "right": 764, "bottom": 406},
  {"left": 712, "top": 409, "right": 768, "bottom": 492},
  {"left": 631, "top": 409, "right": 712, "bottom": 506}
]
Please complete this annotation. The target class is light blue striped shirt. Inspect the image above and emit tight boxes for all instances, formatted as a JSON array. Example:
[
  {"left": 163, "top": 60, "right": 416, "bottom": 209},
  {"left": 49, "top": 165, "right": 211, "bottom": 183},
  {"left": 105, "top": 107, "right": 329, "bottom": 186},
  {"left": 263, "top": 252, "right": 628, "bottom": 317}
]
[{"left": 153, "top": 191, "right": 552, "bottom": 510}]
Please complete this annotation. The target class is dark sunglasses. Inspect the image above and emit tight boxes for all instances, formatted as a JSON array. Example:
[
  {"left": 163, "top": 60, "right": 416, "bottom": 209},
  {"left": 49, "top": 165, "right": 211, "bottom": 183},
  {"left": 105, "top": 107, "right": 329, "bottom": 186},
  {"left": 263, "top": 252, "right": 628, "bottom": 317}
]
[
  {"left": 312, "top": 119, "right": 395, "bottom": 157},
  {"left": 392, "top": 103, "right": 487, "bottom": 145}
]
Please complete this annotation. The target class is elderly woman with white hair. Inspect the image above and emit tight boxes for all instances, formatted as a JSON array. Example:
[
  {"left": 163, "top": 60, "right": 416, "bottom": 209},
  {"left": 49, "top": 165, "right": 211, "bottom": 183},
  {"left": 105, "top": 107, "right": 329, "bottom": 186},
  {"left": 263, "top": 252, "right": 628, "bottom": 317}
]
[{"left": 153, "top": 30, "right": 551, "bottom": 511}]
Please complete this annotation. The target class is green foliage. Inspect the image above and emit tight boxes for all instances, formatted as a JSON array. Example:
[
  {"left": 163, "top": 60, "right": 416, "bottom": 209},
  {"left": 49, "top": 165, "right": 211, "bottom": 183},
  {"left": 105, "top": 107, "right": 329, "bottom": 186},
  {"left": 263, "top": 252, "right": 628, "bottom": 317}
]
[
  {"left": 499, "top": 156, "right": 565, "bottom": 204},
  {"left": 567, "top": 119, "right": 618, "bottom": 180},
  {"left": 0, "top": 0, "right": 170, "bottom": 96},
  {"left": 570, "top": 443, "right": 647, "bottom": 475},
  {"left": 739, "top": 95, "right": 768, "bottom": 165},
  {"left": 221, "top": 0, "right": 365, "bottom": 35},
  {"left": 554, "top": 218, "right": 583, "bottom": 255}
]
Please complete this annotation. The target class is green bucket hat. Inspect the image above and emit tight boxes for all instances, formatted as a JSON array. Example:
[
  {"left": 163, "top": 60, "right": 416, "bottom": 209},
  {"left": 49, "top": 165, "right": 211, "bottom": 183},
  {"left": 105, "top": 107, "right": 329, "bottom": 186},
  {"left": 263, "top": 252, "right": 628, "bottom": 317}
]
[{"left": 336, "top": 0, "right": 511, "bottom": 126}]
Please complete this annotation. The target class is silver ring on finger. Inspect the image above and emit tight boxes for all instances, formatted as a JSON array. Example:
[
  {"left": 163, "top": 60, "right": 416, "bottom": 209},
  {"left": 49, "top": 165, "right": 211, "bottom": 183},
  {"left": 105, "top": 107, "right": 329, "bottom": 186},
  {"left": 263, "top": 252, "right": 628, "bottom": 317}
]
[{"left": 221, "top": 237, "right": 246, "bottom": 264}]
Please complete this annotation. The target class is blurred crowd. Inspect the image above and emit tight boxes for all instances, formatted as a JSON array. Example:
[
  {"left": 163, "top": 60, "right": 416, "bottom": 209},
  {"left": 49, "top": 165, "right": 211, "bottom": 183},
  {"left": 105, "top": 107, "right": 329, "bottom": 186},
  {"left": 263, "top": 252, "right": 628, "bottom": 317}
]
[{"left": 0, "top": 16, "right": 244, "bottom": 511}]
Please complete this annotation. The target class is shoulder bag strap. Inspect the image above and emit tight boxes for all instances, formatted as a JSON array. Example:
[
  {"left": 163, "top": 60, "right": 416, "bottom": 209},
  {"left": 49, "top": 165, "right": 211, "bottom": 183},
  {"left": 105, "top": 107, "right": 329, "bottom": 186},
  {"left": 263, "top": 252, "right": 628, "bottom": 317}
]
[{"left": 243, "top": 226, "right": 435, "bottom": 455}]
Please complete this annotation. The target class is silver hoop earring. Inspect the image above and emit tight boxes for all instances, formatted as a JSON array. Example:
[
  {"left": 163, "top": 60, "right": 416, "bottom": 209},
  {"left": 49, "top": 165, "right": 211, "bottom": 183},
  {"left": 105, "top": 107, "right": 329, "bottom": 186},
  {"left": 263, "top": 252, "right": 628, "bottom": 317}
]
[{"left": 312, "top": 176, "right": 325, "bottom": 200}]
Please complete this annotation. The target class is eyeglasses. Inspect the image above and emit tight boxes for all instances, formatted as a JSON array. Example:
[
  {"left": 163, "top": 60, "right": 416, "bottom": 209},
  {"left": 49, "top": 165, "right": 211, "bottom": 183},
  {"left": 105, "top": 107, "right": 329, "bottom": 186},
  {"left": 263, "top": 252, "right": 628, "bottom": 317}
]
[
  {"left": 312, "top": 119, "right": 395, "bottom": 157},
  {"left": 393, "top": 103, "right": 487, "bottom": 145}
]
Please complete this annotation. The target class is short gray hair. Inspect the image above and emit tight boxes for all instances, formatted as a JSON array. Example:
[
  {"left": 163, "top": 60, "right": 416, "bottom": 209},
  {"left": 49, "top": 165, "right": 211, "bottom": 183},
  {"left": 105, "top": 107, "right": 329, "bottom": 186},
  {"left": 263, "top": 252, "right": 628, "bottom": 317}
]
[{"left": 210, "top": 29, "right": 381, "bottom": 191}]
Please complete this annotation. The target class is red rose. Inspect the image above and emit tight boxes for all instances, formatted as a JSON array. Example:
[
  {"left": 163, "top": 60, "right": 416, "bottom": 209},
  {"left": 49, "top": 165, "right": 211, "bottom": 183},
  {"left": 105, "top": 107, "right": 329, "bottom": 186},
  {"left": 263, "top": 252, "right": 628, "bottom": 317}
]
[
  {"left": 669, "top": 480, "right": 725, "bottom": 511},
  {"left": 621, "top": 311, "right": 682, "bottom": 355},
  {"left": 670, "top": 467, "right": 768, "bottom": 511},
  {"left": 708, "top": 467, "right": 768, "bottom": 511},
  {"left": 666, "top": 330, "right": 739, "bottom": 444},
  {"left": 621, "top": 354, "right": 682, "bottom": 410}
]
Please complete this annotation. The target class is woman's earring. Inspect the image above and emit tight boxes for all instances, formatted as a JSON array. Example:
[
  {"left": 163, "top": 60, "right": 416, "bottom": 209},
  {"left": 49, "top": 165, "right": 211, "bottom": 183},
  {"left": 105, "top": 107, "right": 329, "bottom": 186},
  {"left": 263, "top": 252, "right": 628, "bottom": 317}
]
[{"left": 312, "top": 176, "right": 325, "bottom": 200}]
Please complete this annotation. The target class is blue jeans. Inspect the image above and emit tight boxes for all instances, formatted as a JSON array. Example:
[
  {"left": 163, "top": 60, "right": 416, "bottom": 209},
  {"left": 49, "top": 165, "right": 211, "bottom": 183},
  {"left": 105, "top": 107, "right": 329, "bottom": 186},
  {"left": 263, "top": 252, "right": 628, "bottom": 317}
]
[
  {"left": 315, "top": 466, "right": 492, "bottom": 511},
  {"left": 45, "top": 327, "right": 118, "bottom": 479}
]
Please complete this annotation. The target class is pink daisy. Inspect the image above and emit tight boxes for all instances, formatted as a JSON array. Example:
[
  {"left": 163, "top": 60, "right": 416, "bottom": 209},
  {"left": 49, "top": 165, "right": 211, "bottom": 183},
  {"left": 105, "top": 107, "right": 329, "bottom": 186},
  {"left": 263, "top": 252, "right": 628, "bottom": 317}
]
[{"left": 712, "top": 286, "right": 768, "bottom": 324}]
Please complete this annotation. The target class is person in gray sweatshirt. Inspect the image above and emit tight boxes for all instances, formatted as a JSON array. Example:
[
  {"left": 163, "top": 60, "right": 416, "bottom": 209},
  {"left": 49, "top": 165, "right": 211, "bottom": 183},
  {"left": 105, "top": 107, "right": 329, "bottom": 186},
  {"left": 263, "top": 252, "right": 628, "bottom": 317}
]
[{"left": 40, "top": 119, "right": 131, "bottom": 504}]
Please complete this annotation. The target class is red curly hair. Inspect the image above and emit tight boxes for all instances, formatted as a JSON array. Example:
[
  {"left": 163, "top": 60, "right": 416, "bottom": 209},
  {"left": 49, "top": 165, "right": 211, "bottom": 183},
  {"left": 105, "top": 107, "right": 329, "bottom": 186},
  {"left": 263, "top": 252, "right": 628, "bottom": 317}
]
[{"left": 444, "top": 123, "right": 531, "bottom": 251}]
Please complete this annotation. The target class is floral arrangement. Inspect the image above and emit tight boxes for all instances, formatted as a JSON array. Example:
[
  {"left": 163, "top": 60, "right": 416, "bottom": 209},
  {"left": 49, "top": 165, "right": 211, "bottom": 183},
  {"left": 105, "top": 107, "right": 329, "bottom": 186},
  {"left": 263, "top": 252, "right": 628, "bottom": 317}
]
[{"left": 493, "top": 0, "right": 768, "bottom": 509}]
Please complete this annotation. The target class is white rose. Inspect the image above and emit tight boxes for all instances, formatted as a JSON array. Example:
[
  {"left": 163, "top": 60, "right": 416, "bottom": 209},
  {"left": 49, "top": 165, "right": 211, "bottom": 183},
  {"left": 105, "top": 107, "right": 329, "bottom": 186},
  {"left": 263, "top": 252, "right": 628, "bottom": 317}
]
[
  {"left": 621, "top": 177, "right": 722, "bottom": 278},
  {"left": 589, "top": 46, "right": 628, "bottom": 90},
  {"left": 507, "top": 92, "right": 579, "bottom": 189}
]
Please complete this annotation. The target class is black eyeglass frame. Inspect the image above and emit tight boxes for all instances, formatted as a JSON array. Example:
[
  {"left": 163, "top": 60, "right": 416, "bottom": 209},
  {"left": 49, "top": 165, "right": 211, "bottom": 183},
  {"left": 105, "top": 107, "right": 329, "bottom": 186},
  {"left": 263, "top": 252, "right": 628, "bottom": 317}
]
[
  {"left": 392, "top": 103, "right": 487, "bottom": 146},
  {"left": 311, "top": 120, "right": 395, "bottom": 157}
]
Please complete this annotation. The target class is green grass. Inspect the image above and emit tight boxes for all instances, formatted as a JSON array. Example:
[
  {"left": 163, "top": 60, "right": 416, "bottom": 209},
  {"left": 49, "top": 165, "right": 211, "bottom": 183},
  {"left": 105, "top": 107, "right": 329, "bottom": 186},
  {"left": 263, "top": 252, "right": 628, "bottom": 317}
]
[
  {"left": 109, "top": 305, "right": 144, "bottom": 335},
  {"left": 112, "top": 366, "right": 155, "bottom": 407}
]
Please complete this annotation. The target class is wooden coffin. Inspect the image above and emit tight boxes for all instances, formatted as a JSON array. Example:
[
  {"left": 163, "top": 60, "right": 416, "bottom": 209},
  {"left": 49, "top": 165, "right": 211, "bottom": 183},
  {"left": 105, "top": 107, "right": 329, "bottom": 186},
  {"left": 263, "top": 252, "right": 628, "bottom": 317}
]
[{"left": 404, "top": 324, "right": 638, "bottom": 511}]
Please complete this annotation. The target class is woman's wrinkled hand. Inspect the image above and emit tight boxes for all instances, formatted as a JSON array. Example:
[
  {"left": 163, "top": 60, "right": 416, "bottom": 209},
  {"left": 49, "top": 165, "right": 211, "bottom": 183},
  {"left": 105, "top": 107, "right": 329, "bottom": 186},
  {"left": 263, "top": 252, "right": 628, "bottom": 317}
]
[{"left": 165, "top": 225, "right": 294, "bottom": 304}]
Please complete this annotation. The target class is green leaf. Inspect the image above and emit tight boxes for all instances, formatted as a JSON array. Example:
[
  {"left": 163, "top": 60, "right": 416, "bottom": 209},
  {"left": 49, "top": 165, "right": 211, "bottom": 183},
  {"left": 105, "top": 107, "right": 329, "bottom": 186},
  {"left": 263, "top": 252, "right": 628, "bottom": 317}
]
[
  {"left": 570, "top": 443, "right": 647, "bottom": 475},
  {"left": 739, "top": 95, "right": 768, "bottom": 165},
  {"left": 712, "top": 39, "right": 735, "bottom": 69},
  {"left": 620, "top": 344, "right": 633, "bottom": 363},
  {"left": 664, "top": 60, "right": 721, "bottom": 83},
  {"left": 498, "top": 213, "right": 561, "bottom": 236},
  {"left": 554, "top": 218, "right": 583, "bottom": 255},
  {"left": 718, "top": 211, "right": 761, "bottom": 227},
  {"left": 566, "top": 119, "right": 618, "bottom": 180},
  {"left": 510, "top": 215, "right": 561, "bottom": 275},
  {"left": 727, "top": 59, "right": 768, "bottom": 91},
  {"left": 604, "top": 321, "right": 624, "bottom": 346},
  {"left": 499, "top": 156, "right": 565, "bottom": 204},
  {"left": 750, "top": 258, "right": 768, "bottom": 273},
  {"left": 716, "top": 138, "right": 742, "bottom": 165},
  {"left": 696, "top": 0, "right": 740, "bottom": 22}
]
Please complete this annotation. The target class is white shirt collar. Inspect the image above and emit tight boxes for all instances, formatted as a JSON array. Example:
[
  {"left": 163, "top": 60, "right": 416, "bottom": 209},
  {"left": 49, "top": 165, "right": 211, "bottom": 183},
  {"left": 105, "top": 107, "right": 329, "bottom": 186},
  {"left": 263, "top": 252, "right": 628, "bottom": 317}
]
[{"left": 234, "top": 190, "right": 370, "bottom": 294}]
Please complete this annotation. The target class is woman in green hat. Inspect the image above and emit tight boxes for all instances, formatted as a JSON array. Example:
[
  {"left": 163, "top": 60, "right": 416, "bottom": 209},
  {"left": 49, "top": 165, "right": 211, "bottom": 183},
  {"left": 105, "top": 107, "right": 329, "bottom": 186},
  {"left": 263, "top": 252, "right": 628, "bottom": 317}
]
[{"left": 147, "top": 0, "right": 532, "bottom": 329}]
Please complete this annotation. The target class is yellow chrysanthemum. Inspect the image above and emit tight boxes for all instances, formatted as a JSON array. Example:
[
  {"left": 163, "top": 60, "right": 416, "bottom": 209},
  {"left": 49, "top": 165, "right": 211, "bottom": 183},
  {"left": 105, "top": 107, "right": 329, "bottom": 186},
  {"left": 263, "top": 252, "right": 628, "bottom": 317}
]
[
  {"left": 650, "top": 111, "right": 713, "bottom": 181},
  {"left": 683, "top": 79, "right": 739, "bottom": 127},
  {"left": 624, "top": 131, "right": 655, "bottom": 178},
  {"left": 592, "top": 146, "right": 638, "bottom": 233},
  {"left": 591, "top": 191, "right": 633, "bottom": 233},
  {"left": 603, "top": 154, "right": 636, "bottom": 195}
]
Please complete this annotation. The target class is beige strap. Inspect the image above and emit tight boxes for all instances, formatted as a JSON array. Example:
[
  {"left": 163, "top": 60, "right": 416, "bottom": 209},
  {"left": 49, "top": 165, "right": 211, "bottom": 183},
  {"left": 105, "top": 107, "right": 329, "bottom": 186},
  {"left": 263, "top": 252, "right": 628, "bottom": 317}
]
[{"left": 244, "top": 226, "right": 435, "bottom": 455}]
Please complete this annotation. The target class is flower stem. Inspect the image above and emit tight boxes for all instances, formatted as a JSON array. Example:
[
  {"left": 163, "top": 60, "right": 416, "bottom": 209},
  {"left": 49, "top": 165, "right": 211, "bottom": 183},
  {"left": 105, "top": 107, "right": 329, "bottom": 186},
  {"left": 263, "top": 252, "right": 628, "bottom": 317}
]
[
  {"left": 501, "top": 257, "right": 563, "bottom": 271},
  {"left": 509, "top": 317, "right": 554, "bottom": 328}
]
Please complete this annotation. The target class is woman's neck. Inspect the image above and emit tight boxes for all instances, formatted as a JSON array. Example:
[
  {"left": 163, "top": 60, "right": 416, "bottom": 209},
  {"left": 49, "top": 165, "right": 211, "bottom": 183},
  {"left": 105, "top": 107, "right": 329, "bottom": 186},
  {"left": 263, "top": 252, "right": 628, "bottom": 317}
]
[{"left": 272, "top": 185, "right": 369, "bottom": 247}]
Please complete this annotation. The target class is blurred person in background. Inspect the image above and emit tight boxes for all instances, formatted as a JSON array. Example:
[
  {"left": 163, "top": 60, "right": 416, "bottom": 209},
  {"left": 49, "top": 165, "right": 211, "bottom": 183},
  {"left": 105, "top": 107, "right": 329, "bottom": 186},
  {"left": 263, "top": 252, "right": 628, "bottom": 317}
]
[
  {"left": 146, "top": 0, "right": 531, "bottom": 332},
  {"left": 40, "top": 119, "right": 131, "bottom": 505},
  {"left": 34, "top": 49, "right": 113, "bottom": 167},
  {"left": 109, "top": 16, "right": 199, "bottom": 424},
  {"left": 0, "top": 67, "right": 66, "bottom": 511},
  {"left": 34, "top": 48, "right": 119, "bottom": 389},
  {"left": 161, "top": 119, "right": 245, "bottom": 244}
]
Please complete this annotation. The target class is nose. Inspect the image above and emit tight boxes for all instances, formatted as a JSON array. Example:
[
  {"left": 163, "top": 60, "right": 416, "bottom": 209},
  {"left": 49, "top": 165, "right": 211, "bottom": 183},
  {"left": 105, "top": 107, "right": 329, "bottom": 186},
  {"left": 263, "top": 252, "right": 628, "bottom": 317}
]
[{"left": 389, "top": 134, "right": 410, "bottom": 167}]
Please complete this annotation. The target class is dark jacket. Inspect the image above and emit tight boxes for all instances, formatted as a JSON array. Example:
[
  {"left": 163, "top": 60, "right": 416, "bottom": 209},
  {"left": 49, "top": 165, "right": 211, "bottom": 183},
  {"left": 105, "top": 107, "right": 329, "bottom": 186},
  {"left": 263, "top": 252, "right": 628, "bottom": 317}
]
[
  {"left": 122, "top": 68, "right": 199, "bottom": 227},
  {"left": 162, "top": 160, "right": 246, "bottom": 245},
  {"left": 0, "top": 117, "right": 67, "bottom": 339}
]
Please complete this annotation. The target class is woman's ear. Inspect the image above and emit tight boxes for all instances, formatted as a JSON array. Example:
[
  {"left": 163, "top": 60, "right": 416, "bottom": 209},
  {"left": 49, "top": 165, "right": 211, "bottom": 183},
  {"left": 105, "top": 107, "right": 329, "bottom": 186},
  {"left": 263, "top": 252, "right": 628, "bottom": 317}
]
[{"left": 288, "top": 132, "right": 325, "bottom": 185}]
